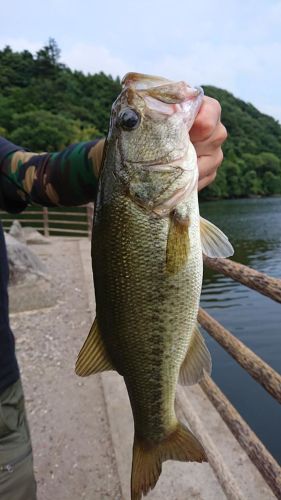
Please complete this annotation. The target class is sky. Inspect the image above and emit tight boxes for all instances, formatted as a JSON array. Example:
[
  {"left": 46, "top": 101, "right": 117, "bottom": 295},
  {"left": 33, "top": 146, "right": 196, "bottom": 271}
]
[{"left": 1, "top": 0, "right": 281, "bottom": 122}]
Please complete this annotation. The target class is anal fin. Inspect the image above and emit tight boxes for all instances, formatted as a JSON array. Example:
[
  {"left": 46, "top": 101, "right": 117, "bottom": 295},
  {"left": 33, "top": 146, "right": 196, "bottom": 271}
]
[
  {"left": 75, "top": 318, "right": 114, "bottom": 376},
  {"left": 179, "top": 324, "right": 212, "bottom": 385}
]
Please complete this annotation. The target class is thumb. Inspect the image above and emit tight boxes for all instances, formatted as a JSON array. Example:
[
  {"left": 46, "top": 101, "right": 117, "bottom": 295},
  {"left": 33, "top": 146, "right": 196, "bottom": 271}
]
[{"left": 89, "top": 138, "right": 106, "bottom": 176}]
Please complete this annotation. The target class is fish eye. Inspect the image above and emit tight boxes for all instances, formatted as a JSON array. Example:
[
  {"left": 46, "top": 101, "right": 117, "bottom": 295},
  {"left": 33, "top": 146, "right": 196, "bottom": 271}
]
[{"left": 118, "top": 108, "right": 140, "bottom": 130}]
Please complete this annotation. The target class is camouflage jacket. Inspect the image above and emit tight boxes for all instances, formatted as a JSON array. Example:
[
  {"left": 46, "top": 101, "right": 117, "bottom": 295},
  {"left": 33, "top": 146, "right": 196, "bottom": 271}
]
[
  {"left": 0, "top": 136, "right": 104, "bottom": 394},
  {"left": 0, "top": 137, "right": 105, "bottom": 213}
]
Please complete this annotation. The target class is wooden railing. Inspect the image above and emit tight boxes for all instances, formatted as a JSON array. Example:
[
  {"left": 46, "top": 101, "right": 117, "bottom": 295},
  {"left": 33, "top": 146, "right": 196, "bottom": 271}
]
[
  {"left": 0, "top": 203, "right": 95, "bottom": 238},
  {"left": 182, "top": 257, "right": 281, "bottom": 498}
]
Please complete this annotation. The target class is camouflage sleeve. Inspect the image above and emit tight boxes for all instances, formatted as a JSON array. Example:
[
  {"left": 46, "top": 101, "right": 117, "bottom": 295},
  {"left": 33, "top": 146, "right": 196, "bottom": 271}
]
[{"left": 0, "top": 137, "right": 105, "bottom": 213}]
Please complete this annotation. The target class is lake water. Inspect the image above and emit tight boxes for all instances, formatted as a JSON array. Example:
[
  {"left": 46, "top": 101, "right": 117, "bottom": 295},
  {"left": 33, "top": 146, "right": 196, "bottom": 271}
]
[{"left": 200, "top": 197, "right": 281, "bottom": 464}]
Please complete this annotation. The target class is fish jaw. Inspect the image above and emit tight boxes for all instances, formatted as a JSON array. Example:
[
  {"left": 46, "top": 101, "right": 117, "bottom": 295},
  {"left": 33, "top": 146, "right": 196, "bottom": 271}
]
[{"left": 107, "top": 73, "right": 203, "bottom": 215}]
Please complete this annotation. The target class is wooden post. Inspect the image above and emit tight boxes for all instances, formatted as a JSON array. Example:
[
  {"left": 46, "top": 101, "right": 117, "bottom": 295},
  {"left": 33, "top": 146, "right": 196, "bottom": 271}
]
[
  {"left": 43, "top": 207, "right": 49, "bottom": 237},
  {"left": 86, "top": 203, "right": 94, "bottom": 239}
]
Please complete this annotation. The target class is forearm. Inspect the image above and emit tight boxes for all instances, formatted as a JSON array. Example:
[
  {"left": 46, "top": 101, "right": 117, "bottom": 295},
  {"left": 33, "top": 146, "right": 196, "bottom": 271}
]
[{"left": 0, "top": 138, "right": 104, "bottom": 212}]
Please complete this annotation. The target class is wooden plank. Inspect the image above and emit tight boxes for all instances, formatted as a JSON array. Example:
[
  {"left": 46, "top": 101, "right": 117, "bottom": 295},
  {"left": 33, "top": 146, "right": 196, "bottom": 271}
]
[
  {"left": 35, "top": 219, "right": 88, "bottom": 226},
  {"left": 46, "top": 211, "right": 87, "bottom": 217},
  {"left": 1, "top": 220, "right": 46, "bottom": 225},
  {"left": 48, "top": 228, "right": 88, "bottom": 234},
  {"left": 43, "top": 207, "right": 49, "bottom": 237},
  {"left": 0, "top": 209, "right": 88, "bottom": 217},
  {"left": 198, "top": 308, "right": 281, "bottom": 403}
]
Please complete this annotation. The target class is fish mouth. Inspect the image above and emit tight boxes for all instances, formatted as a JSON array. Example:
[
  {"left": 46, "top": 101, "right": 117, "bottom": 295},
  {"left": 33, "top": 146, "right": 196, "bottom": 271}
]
[
  {"left": 122, "top": 72, "right": 203, "bottom": 104},
  {"left": 122, "top": 72, "right": 172, "bottom": 89},
  {"left": 121, "top": 72, "right": 203, "bottom": 127}
]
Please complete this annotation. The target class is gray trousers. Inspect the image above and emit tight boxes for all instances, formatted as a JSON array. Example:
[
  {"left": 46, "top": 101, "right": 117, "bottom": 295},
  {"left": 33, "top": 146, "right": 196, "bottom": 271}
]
[{"left": 0, "top": 379, "right": 37, "bottom": 500}]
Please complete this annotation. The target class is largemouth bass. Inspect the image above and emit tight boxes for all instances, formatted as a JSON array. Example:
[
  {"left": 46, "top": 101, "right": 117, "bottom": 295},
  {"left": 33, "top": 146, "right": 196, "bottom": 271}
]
[{"left": 76, "top": 72, "right": 233, "bottom": 499}]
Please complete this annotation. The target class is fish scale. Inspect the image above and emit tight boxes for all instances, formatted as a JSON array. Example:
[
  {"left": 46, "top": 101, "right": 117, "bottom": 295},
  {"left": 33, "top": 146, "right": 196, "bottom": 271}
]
[{"left": 93, "top": 187, "right": 202, "bottom": 440}]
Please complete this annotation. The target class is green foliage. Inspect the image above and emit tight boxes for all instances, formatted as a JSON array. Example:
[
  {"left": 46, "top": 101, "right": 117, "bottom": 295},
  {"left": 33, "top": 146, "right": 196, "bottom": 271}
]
[
  {"left": 199, "top": 85, "right": 281, "bottom": 199},
  {"left": 0, "top": 41, "right": 281, "bottom": 198},
  {"left": 0, "top": 39, "right": 120, "bottom": 147},
  {"left": 8, "top": 110, "right": 100, "bottom": 151}
]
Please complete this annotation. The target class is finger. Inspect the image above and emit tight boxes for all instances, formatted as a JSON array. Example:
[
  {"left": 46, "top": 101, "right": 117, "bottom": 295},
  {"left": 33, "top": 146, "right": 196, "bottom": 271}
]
[
  {"left": 90, "top": 138, "right": 106, "bottom": 176},
  {"left": 198, "top": 149, "right": 224, "bottom": 181},
  {"left": 190, "top": 96, "right": 221, "bottom": 143},
  {"left": 194, "top": 123, "right": 227, "bottom": 157},
  {"left": 198, "top": 172, "right": 217, "bottom": 191}
]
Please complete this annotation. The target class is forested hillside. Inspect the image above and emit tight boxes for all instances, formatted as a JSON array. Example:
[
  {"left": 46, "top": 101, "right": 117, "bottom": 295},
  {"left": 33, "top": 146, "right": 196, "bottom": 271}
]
[
  {"left": 202, "top": 85, "right": 281, "bottom": 199},
  {"left": 1, "top": 39, "right": 281, "bottom": 199}
]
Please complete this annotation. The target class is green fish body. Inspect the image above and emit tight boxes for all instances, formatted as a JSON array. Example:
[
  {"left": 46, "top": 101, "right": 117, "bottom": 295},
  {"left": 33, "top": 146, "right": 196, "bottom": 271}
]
[{"left": 76, "top": 73, "right": 233, "bottom": 499}]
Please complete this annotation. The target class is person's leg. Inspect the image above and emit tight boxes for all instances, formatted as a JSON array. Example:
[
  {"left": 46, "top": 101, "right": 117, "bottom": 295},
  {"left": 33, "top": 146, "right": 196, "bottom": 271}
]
[{"left": 0, "top": 379, "right": 37, "bottom": 500}]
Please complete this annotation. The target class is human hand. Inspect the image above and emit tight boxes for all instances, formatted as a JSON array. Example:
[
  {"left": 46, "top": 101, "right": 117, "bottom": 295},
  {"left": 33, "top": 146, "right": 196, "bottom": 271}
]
[
  {"left": 91, "top": 138, "right": 106, "bottom": 176},
  {"left": 190, "top": 96, "right": 227, "bottom": 191}
]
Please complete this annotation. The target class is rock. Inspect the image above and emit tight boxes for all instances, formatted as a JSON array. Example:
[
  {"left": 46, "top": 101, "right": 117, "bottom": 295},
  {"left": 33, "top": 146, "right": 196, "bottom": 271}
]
[
  {"left": 23, "top": 226, "right": 50, "bottom": 245},
  {"left": 9, "top": 220, "right": 50, "bottom": 245},
  {"left": 9, "top": 219, "right": 26, "bottom": 243},
  {"left": 4, "top": 232, "right": 48, "bottom": 285}
]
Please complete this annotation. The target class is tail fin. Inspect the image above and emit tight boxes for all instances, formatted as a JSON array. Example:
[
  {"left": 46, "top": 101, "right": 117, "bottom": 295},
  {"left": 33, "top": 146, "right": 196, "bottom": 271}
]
[{"left": 131, "top": 422, "right": 207, "bottom": 500}]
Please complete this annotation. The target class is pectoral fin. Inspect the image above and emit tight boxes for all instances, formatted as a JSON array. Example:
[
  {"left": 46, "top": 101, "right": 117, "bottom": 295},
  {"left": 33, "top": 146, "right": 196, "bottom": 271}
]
[
  {"left": 166, "top": 213, "right": 190, "bottom": 274},
  {"left": 75, "top": 318, "right": 114, "bottom": 376},
  {"left": 179, "top": 324, "right": 212, "bottom": 385},
  {"left": 200, "top": 217, "right": 234, "bottom": 258}
]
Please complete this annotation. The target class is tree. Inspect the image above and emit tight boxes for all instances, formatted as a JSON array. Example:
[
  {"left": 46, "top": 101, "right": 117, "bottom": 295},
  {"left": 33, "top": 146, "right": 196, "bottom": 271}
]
[
  {"left": 9, "top": 110, "right": 100, "bottom": 151},
  {"left": 263, "top": 171, "right": 281, "bottom": 195},
  {"left": 242, "top": 170, "right": 262, "bottom": 196},
  {"left": 199, "top": 167, "right": 229, "bottom": 199},
  {"left": 1, "top": 42, "right": 281, "bottom": 199},
  {"left": 35, "top": 38, "right": 62, "bottom": 78}
]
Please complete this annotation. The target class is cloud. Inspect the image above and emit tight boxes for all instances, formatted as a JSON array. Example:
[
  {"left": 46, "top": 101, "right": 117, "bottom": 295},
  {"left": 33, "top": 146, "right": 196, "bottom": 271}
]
[
  {"left": 259, "top": 105, "right": 281, "bottom": 124},
  {"left": 0, "top": 35, "right": 280, "bottom": 122},
  {"left": 144, "top": 42, "right": 281, "bottom": 122},
  {"left": 63, "top": 43, "right": 130, "bottom": 77},
  {"left": 0, "top": 37, "right": 41, "bottom": 54}
]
